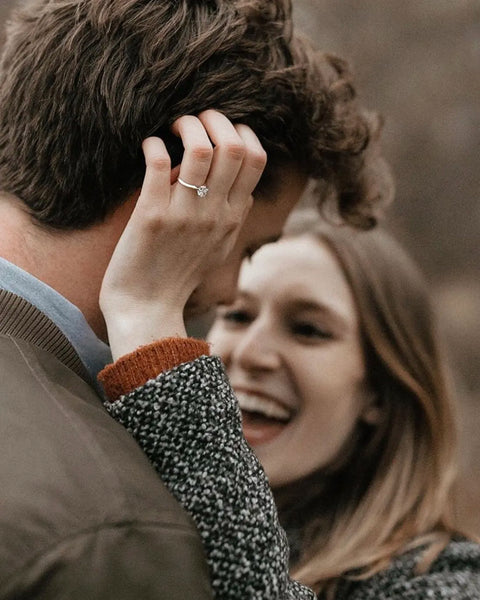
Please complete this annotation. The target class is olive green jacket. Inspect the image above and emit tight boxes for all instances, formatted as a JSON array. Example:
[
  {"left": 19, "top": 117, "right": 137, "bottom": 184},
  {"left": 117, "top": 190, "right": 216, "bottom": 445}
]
[{"left": 0, "top": 289, "right": 213, "bottom": 600}]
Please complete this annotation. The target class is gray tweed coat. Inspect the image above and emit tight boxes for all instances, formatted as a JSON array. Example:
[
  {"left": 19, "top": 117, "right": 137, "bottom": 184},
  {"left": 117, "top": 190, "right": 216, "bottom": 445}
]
[{"left": 105, "top": 356, "right": 480, "bottom": 599}]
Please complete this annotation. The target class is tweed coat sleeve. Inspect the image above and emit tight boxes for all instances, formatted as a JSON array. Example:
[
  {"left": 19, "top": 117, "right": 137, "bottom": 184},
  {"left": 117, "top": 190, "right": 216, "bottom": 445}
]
[{"left": 104, "top": 355, "right": 316, "bottom": 600}]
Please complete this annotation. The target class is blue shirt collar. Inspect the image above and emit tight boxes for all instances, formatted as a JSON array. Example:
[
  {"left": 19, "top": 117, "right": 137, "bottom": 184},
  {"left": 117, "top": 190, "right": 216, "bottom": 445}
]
[{"left": 0, "top": 257, "right": 112, "bottom": 386}]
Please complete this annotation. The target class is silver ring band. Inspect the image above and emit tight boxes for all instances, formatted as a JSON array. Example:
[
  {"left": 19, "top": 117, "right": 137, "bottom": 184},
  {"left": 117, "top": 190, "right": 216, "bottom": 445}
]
[{"left": 177, "top": 177, "right": 209, "bottom": 198}]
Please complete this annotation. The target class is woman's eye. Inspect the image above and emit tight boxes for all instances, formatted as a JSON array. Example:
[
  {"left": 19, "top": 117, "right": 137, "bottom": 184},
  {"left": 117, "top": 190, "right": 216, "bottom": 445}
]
[
  {"left": 221, "top": 309, "right": 252, "bottom": 325},
  {"left": 292, "top": 322, "right": 332, "bottom": 339}
]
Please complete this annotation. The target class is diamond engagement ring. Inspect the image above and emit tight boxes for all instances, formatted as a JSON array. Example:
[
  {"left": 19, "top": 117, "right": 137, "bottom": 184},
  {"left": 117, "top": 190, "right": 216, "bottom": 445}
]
[{"left": 177, "top": 177, "right": 209, "bottom": 198}]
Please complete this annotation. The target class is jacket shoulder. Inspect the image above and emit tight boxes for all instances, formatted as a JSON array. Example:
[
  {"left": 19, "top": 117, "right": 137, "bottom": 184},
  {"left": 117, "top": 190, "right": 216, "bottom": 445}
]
[{"left": 0, "top": 336, "right": 212, "bottom": 598}]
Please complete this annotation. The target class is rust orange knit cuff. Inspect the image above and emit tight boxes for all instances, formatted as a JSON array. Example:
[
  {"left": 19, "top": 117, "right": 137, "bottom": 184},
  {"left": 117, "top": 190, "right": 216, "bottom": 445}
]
[{"left": 98, "top": 337, "right": 210, "bottom": 401}]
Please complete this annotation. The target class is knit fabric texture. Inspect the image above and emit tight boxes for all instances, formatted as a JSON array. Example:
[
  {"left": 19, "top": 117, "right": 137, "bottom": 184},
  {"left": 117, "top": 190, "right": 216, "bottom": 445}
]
[
  {"left": 331, "top": 539, "right": 480, "bottom": 599},
  {"left": 104, "top": 355, "right": 480, "bottom": 599},
  {"left": 99, "top": 337, "right": 210, "bottom": 399},
  {"left": 105, "top": 355, "right": 315, "bottom": 600}
]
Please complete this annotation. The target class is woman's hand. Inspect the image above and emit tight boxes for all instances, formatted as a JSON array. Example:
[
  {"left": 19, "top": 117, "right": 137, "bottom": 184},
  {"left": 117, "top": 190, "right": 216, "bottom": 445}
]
[{"left": 100, "top": 110, "right": 267, "bottom": 360}]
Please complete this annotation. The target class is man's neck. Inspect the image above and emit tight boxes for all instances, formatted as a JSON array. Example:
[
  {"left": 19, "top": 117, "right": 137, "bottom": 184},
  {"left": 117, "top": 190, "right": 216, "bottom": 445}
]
[{"left": 0, "top": 193, "right": 135, "bottom": 341}]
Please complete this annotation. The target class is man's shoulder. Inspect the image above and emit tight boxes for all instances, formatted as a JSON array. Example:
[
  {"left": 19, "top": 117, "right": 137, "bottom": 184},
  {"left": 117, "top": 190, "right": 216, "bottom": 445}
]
[{"left": 0, "top": 334, "right": 206, "bottom": 595}]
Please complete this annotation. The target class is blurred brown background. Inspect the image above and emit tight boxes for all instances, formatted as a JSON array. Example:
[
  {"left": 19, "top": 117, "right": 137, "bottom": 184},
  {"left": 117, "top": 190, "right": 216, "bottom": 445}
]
[
  {"left": 1, "top": 1, "right": 479, "bottom": 531},
  {"left": 293, "top": 0, "right": 480, "bottom": 535}
]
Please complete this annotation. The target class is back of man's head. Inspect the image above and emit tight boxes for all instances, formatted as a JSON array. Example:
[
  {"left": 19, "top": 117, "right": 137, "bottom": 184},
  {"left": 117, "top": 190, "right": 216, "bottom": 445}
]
[{"left": 0, "top": 0, "right": 393, "bottom": 230}]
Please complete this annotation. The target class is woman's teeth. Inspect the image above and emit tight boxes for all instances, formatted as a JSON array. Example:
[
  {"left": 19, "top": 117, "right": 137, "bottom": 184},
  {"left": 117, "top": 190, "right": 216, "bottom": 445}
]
[{"left": 235, "top": 391, "right": 291, "bottom": 421}]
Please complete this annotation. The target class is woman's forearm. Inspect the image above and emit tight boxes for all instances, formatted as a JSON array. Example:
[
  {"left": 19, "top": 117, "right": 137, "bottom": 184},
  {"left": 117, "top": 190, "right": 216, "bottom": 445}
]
[{"left": 103, "top": 355, "right": 315, "bottom": 600}]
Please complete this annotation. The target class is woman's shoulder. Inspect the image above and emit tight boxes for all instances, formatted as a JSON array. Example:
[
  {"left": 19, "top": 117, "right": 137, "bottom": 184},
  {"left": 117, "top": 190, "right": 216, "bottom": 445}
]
[
  {"left": 334, "top": 538, "right": 480, "bottom": 600},
  {"left": 432, "top": 537, "right": 480, "bottom": 572}
]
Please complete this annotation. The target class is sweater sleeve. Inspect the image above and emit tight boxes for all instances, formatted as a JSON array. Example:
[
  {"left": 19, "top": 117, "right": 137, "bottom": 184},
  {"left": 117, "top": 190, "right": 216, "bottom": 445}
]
[
  {"left": 98, "top": 337, "right": 210, "bottom": 399},
  {"left": 100, "top": 345, "right": 315, "bottom": 600}
]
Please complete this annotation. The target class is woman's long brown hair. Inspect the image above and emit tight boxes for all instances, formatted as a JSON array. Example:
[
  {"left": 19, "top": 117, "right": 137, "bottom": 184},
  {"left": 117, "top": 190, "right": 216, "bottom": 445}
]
[{"left": 278, "top": 212, "right": 459, "bottom": 597}]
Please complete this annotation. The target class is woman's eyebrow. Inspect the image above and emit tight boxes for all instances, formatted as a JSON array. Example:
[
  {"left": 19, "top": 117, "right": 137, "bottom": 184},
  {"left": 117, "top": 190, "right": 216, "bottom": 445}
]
[{"left": 233, "top": 289, "right": 256, "bottom": 302}]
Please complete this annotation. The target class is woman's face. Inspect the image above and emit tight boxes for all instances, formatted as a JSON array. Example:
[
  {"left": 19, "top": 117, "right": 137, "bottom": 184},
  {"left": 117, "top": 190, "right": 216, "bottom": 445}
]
[{"left": 208, "top": 234, "right": 376, "bottom": 487}]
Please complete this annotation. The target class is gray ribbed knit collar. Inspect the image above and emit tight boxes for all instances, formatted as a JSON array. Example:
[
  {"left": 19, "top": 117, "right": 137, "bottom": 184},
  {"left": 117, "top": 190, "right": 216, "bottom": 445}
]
[{"left": 0, "top": 257, "right": 112, "bottom": 387}]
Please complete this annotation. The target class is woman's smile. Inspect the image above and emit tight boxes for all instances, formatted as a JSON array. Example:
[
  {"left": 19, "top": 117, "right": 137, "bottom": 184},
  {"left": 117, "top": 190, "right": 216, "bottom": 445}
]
[
  {"left": 209, "top": 234, "right": 375, "bottom": 487},
  {"left": 233, "top": 388, "right": 295, "bottom": 445}
]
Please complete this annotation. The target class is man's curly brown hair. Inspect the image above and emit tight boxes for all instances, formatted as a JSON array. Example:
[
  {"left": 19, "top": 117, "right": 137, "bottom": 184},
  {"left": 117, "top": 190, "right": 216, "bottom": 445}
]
[{"left": 0, "top": 0, "right": 393, "bottom": 229}]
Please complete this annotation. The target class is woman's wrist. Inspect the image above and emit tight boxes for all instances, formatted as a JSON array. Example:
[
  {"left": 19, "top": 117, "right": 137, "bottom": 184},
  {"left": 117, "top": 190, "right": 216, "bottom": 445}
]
[{"left": 105, "top": 310, "right": 187, "bottom": 361}]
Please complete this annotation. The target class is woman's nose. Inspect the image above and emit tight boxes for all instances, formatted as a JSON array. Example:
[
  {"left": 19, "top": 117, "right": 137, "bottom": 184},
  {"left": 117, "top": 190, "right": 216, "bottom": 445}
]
[{"left": 233, "top": 321, "right": 281, "bottom": 373}]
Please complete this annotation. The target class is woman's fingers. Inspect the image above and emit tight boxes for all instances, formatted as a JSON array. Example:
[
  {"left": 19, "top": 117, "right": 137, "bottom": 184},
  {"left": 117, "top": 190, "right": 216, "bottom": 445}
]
[
  {"left": 171, "top": 111, "right": 267, "bottom": 213},
  {"left": 101, "top": 113, "right": 268, "bottom": 358},
  {"left": 135, "top": 115, "right": 266, "bottom": 255},
  {"left": 197, "top": 110, "right": 246, "bottom": 196},
  {"left": 171, "top": 115, "right": 213, "bottom": 197},
  {"left": 229, "top": 124, "right": 267, "bottom": 209},
  {"left": 138, "top": 137, "right": 171, "bottom": 212}
]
